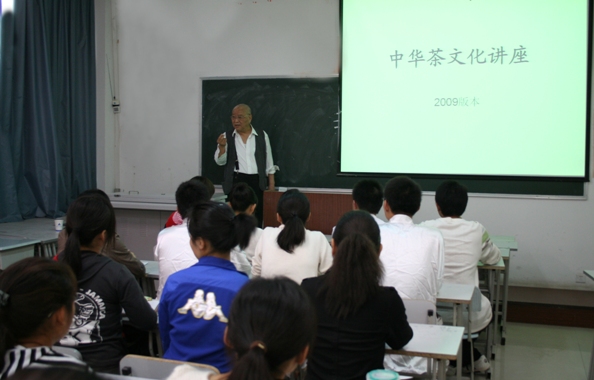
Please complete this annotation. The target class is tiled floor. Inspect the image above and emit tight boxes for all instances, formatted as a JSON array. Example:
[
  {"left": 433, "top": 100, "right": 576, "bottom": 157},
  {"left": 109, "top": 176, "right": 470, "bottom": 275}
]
[{"left": 464, "top": 322, "right": 594, "bottom": 380}]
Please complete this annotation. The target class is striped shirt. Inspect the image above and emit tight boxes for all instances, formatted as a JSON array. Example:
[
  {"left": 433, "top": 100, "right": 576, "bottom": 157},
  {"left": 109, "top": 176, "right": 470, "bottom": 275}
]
[{"left": 0, "top": 345, "right": 91, "bottom": 379}]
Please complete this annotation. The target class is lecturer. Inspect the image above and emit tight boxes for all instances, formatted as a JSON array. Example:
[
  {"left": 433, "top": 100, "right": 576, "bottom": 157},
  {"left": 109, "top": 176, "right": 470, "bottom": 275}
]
[{"left": 214, "top": 104, "right": 277, "bottom": 226}]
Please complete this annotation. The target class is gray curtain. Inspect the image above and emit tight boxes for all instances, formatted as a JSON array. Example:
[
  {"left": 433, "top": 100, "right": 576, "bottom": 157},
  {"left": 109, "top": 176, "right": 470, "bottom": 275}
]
[{"left": 0, "top": 0, "right": 96, "bottom": 222}]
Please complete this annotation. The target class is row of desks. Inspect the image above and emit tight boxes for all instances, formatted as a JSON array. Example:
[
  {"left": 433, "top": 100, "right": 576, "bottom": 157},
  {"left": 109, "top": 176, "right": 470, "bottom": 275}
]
[{"left": 0, "top": 218, "right": 61, "bottom": 267}]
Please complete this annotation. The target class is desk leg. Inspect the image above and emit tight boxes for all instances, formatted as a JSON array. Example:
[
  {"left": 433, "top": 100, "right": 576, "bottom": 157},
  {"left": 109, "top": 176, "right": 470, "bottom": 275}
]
[
  {"left": 438, "top": 359, "right": 445, "bottom": 380},
  {"left": 493, "top": 270, "right": 501, "bottom": 356},
  {"left": 457, "top": 341, "right": 462, "bottom": 380},
  {"left": 486, "top": 270, "right": 494, "bottom": 362},
  {"left": 501, "top": 259, "right": 510, "bottom": 345},
  {"left": 588, "top": 336, "right": 594, "bottom": 380}
]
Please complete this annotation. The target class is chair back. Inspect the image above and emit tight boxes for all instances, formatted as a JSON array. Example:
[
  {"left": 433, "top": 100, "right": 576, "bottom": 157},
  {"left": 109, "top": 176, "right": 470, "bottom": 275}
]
[
  {"left": 402, "top": 299, "right": 437, "bottom": 324},
  {"left": 119, "top": 354, "right": 219, "bottom": 379}
]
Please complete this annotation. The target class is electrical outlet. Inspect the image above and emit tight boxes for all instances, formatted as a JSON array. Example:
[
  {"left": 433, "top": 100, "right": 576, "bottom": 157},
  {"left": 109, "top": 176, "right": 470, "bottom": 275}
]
[{"left": 576, "top": 274, "right": 586, "bottom": 284}]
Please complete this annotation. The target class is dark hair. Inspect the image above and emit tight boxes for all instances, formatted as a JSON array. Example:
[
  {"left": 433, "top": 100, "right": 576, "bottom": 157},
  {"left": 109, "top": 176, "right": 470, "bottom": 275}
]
[
  {"left": 352, "top": 180, "right": 383, "bottom": 214},
  {"left": 227, "top": 278, "right": 316, "bottom": 380},
  {"left": 0, "top": 258, "right": 77, "bottom": 370},
  {"left": 190, "top": 176, "right": 215, "bottom": 199},
  {"left": 228, "top": 182, "right": 258, "bottom": 213},
  {"left": 276, "top": 190, "right": 310, "bottom": 253},
  {"left": 188, "top": 201, "right": 256, "bottom": 251},
  {"left": 435, "top": 180, "right": 468, "bottom": 217},
  {"left": 79, "top": 189, "right": 110, "bottom": 201},
  {"left": 383, "top": 176, "right": 422, "bottom": 216},
  {"left": 62, "top": 195, "right": 116, "bottom": 279},
  {"left": 175, "top": 179, "right": 210, "bottom": 219},
  {"left": 7, "top": 368, "right": 99, "bottom": 380},
  {"left": 321, "top": 211, "right": 383, "bottom": 319}
]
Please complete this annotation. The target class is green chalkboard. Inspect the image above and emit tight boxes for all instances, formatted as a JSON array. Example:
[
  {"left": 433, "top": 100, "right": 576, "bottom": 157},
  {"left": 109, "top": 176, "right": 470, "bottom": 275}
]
[{"left": 201, "top": 78, "right": 586, "bottom": 196}]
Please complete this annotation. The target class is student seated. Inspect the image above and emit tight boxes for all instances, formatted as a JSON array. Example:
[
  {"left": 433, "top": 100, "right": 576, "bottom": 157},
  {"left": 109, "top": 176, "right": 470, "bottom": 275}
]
[
  {"left": 154, "top": 179, "right": 211, "bottom": 298},
  {"left": 227, "top": 182, "right": 264, "bottom": 277},
  {"left": 380, "top": 176, "right": 444, "bottom": 375},
  {"left": 166, "top": 277, "right": 316, "bottom": 380},
  {"left": 164, "top": 176, "right": 215, "bottom": 228},
  {"left": 56, "top": 189, "right": 145, "bottom": 280},
  {"left": 302, "top": 211, "right": 413, "bottom": 380},
  {"left": 421, "top": 180, "right": 501, "bottom": 373},
  {"left": 58, "top": 195, "right": 157, "bottom": 373},
  {"left": 352, "top": 179, "right": 386, "bottom": 226},
  {"left": 0, "top": 258, "right": 92, "bottom": 379},
  {"left": 158, "top": 201, "right": 256, "bottom": 373},
  {"left": 253, "top": 189, "right": 332, "bottom": 284}
]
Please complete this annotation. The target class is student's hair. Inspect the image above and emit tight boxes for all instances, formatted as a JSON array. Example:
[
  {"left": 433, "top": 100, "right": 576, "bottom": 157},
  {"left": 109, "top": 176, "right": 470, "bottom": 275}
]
[
  {"left": 276, "top": 190, "right": 310, "bottom": 253},
  {"left": 7, "top": 368, "right": 99, "bottom": 380},
  {"left": 188, "top": 201, "right": 256, "bottom": 251},
  {"left": 79, "top": 188, "right": 110, "bottom": 201},
  {"left": 228, "top": 182, "right": 258, "bottom": 213},
  {"left": 435, "top": 180, "right": 468, "bottom": 217},
  {"left": 190, "top": 175, "right": 215, "bottom": 199},
  {"left": 227, "top": 277, "right": 316, "bottom": 380},
  {"left": 0, "top": 258, "right": 77, "bottom": 370},
  {"left": 62, "top": 195, "right": 116, "bottom": 279},
  {"left": 321, "top": 211, "right": 383, "bottom": 319},
  {"left": 383, "top": 176, "right": 422, "bottom": 216},
  {"left": 352, "top": 180, "right": 384, "bottom": 214},
  {"left": 175, "top": 179, "right": 211, "bottom": 219}
]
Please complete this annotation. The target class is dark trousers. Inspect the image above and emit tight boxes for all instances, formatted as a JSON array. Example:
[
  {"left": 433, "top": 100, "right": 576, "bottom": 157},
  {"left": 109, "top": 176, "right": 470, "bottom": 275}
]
[{"left": 232, "top": 173, "right": 264, "bottom": 227}]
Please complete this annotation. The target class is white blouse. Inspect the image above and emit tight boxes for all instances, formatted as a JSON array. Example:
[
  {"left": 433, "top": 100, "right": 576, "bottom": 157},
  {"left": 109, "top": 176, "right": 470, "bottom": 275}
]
[{"left": 252, "top": 225, "right": 333, "bottom": 284}]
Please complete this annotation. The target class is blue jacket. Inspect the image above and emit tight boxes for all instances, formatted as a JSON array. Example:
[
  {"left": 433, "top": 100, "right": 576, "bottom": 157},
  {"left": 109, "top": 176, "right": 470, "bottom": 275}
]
[{"left": 159, "top": 256, "right": 248, "bottom": 372}]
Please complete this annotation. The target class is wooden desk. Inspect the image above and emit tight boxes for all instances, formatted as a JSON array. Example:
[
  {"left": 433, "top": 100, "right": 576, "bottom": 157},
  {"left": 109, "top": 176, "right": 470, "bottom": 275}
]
[
  {"left": 0, "top": 237, "right": 40, "bottom": 269},
  {"left": 386, "top": 324, "right": 464, "bottom": 380},
  {"left": 478, "top": 257, "right": 505, "bottom": 360},
  {"left": 491, "top": 235, "right": 518, "bottom": 345},
  {"left": 0, "top": 218, "right": 61, "bottom": 257},
  {"left": 437, "top": 283, "right": 474, "bottom": 380}
]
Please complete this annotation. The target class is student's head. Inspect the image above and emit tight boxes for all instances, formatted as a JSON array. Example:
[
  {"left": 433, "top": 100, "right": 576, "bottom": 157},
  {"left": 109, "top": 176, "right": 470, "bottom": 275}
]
[
  {"left": 228, "top": 182, "right": 258, "bottom": 215},
  {"left": 79, "top": 188, "right": 110, "bottom": 202},
  {"left": 63, "top": 195, "right": 116, "bottom": 278},
  {"left": 324, "top": 211, "right": 383, "bottom": 319},
  {"left": 188, "top": 201, "right": 257, "bottom": 257},
  {"left": 175, "top": 179, "right": 211, "bottom": 219},
  {"left": 190, "top": 176, "right": 215, "bottom": 199},
  {"left": 352, "top": 180, "right": 384, "bottom": 214},
  {"left": 226, "top": 277, "right": 316, "bottom": 380},
  {"left": 276, "top": 190, "right": 310, "bottom": 253},
  {"left": 383, "top": 176, "right": 422, "bottom": 217},
  {"left": 0, "top": 258, "right": 77, "bottom": 369},
  {"left": 435, "top": 180, "right": 468, "bottom": 217}
]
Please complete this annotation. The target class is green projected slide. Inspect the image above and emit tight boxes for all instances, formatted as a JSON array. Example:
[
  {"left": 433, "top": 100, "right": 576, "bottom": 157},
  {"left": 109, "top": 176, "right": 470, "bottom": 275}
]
[{"left": 340, "top": 0, "right": 590, "bottom": 178}]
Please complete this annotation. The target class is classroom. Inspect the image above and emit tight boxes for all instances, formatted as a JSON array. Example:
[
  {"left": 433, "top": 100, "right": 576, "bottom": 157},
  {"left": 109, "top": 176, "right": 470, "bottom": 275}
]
[{"left": 1, "top": 0, "right": 594, "bottom": 379}]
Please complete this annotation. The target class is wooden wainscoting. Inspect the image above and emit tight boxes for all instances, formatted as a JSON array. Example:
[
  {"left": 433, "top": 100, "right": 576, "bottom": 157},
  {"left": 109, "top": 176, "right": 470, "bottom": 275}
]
[{"left": 263, "top": 191, "right": 353, "bottom": 235}]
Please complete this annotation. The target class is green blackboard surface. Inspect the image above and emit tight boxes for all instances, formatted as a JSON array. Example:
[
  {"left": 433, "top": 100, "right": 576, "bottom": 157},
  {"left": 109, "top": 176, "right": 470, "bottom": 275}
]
[{"left": 201, "top": 78, "right": 585, "bottom": 196}]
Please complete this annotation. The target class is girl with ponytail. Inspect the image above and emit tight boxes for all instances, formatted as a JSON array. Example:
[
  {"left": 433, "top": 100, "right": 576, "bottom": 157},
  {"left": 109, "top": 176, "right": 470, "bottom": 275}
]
[
  {"left": 167, "top": 277, "right": 316, "bottom": 380},
  {"left": 301, "top": 211, "right": 413, "bottom": 380},
  {"left": 158, "top": 201, "right": 257, "bottom": 373},
  {"left": 0, "top": 258, "right": 91, "bottom": 378},
  {"left": 58, "top": 195, "right": 157, "bottom": 374},
  {"left": 253, "top": 190, "right": 332, "bottom": 284}
]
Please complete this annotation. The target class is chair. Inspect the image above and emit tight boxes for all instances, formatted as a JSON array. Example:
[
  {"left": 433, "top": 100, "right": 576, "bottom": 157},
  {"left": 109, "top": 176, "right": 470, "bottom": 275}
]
[{"left": 119, "top": 354, "right": 219, "bottom": 379}]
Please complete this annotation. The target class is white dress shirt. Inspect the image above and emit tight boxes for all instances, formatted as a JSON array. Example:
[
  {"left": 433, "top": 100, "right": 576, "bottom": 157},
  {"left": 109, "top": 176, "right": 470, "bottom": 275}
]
[
  {"left": 214, "top": 127, "right": 277, "bottom": 175},
  {"left": 380, "top": 214, "right": 444, "bottom": 375},
  {"left": 230, "top": 227, "right": 263, "bottom": 277},
  {"left": 154, "top": 220, "right": 196, "bottom": 299},
  {"left": 252, "top": 225, "right": 333, "bottom": 284},
  {"left": 421, "top": 217, "right": 501, "bottom": 332}
]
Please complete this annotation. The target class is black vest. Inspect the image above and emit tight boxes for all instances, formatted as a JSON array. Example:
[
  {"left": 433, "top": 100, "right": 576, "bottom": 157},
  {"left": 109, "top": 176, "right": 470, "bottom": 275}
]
[{"left": 223, "top": 127, "right": 267, "bottom": 193}]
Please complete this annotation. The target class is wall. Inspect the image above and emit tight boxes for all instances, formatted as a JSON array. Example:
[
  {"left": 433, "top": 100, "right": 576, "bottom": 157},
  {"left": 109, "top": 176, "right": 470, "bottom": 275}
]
[{"left": 106, "top": 0, "right": 594, "bottom": 291}]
